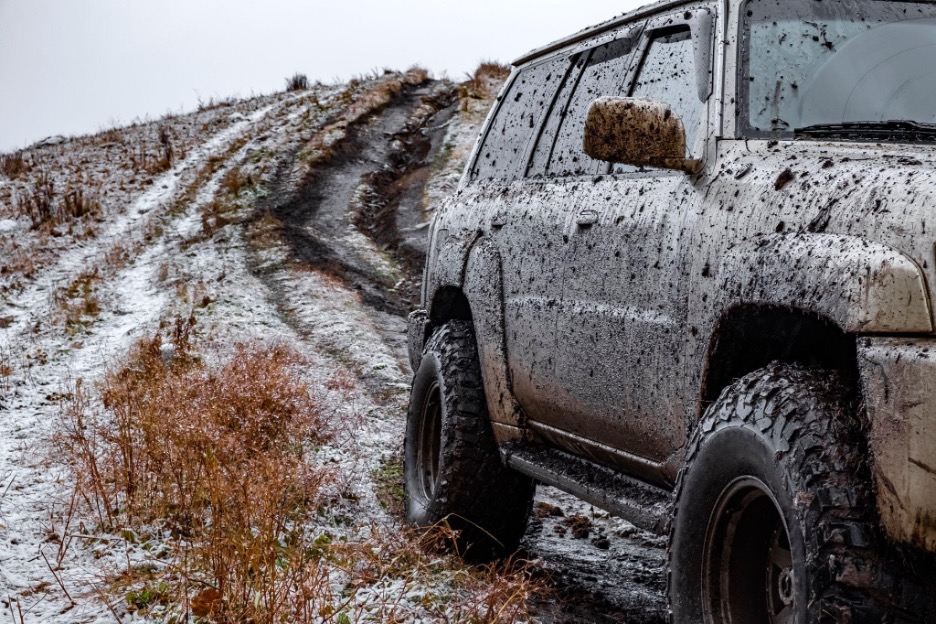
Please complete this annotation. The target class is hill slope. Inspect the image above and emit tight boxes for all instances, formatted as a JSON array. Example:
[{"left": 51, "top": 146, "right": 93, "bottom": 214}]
[{"left": 0, "top": 69, "right": 665, "bottom": 623}]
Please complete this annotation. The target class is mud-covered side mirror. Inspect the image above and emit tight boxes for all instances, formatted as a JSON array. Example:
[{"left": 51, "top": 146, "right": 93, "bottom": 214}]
[{"left": 584, "top": 97, "right": 702, "bottom": 174}]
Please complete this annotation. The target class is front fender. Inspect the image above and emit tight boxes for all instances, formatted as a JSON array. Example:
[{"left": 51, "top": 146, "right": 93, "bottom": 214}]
[{"left": 715, "top": 234, "right": 932, "bottom": 334}]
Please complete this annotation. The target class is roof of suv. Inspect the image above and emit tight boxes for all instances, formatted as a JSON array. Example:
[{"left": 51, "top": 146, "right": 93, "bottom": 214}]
[{"left": 513, "top": 0, "right": 691, "bottom": 67}]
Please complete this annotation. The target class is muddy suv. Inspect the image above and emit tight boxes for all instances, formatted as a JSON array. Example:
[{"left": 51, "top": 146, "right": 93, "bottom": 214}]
[{"left": 404, "top": 0, "right": 936, "bottom": 621}]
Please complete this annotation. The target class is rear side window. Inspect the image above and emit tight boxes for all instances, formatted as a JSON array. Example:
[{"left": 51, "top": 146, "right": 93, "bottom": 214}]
[
  {"left": 534, "top": 36, "right": 638, "bottom": 178},
  {"left": 471, "top": 57, "right": 572, "bottom": 182}
]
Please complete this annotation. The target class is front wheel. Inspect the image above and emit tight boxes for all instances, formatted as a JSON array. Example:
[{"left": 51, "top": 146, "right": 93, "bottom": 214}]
[
  {"left": 404, "top": 320, "right": 534, "bottom": 560},
  {"left": 668, "top": 364, "right": 924, "bottom": 623}
]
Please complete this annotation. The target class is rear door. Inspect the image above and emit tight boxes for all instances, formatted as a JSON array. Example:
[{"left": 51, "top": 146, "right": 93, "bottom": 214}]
[{"left": 466, "top": 53, "right": 583, "bottom": 423}]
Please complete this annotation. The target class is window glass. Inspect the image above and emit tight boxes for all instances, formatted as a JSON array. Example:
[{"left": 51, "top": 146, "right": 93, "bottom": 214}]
[
  {"left": 629, "top": 27, "right": 706, "bottom": 156},
  {"left": 742, "top": 0, "right": 936, "bottom": 138},
  {"left": 525, "top": 52, "right": 588, "bottom": 178},
  {"left": 470, "top": 57, "right": 572, "bottom": 182},
  {"left": 543, "top": 37, "right": 637, "bottom": 178}
]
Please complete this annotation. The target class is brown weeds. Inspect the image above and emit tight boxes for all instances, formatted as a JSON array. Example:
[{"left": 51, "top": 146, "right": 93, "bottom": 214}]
[
  {"left": 285, "top": 73, "right": 310, "bottom": 92},
  {"left": 15, "top": 172, "right": 101, "bottom": 229},
  {"left": 56, "top": 321, "right": 548, "bottom": 621},
  {"left": 18, "top": 171, "right": 56, "bottom": 228},
  {"left": 55, "top": 269, "right": 101, "bottom": 334},
  {"left": 461, "top": 62, "right": 511, "bottom": 102},
  {"left": 0, "top": 152, "right": 30, "bottom": 178},
  {"left": 58, "top": 320, "right": 340, "bottom": 620}
]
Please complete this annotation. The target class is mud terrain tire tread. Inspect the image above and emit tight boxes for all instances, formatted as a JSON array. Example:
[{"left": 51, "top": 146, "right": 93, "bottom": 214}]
[
  {"left": 404, "top": 320, "right": 534, "bottom": 560},
  {"left": 667, "top": 363, "right": 928, "bottom": 624}
]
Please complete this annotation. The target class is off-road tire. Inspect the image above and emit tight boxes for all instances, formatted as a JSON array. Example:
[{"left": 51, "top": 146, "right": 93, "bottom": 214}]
[
  {"left": 668, "top": 363, "right": 928, "bottom": 623},
  {"left": 404, "top": 320, "right": 535, "bottom": 560}
]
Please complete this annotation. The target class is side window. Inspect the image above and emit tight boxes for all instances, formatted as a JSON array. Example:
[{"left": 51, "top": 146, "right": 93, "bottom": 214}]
[
  {"left": 470, "top": 57, "right": 573, "bottom": 182},
  {"left": 614, "top": 26, "right": 707, "bottom": 173},
  {"left": 533, "top": 35, "right": 638, "bottom": 178}
]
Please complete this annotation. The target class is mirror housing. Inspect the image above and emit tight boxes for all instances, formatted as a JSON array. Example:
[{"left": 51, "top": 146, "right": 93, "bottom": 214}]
[{"left": 584, "top": 97, "right": 702, "bottom": 174}]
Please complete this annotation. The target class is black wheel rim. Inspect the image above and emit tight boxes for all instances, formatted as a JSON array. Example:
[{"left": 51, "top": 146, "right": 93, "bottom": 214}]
[
  {"left": 703, "top": 477, "right": 795, "bottom": 624},
  {"left": 416, "top": 381, "right": 443, "bottom": 502}
]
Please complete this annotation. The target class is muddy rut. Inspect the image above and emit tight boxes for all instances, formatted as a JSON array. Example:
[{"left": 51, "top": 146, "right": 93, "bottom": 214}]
[{"left": 254, "top": 80, "right": 668, "bottom": 623}]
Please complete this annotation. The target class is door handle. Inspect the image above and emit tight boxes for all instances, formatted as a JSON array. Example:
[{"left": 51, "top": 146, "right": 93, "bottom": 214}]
[
  {"left": 491, "top": 212, "right": 508, "bottom": 228},
  {"left": 576, "top": 210, "right": 599, "bottom": 227}
]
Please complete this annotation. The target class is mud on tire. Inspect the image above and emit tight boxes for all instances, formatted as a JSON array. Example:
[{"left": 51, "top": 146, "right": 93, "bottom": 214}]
[
  {"left": 404, "top": 320, "right": 534, "bottom": 560},
  {"left": 668, "top": 363, "right": 930, "bottom": 623}
]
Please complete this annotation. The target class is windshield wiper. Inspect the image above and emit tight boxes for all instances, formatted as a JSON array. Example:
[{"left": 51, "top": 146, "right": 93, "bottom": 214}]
[{"left": 794, "top": 120, "right": 936, "bottom": 141}]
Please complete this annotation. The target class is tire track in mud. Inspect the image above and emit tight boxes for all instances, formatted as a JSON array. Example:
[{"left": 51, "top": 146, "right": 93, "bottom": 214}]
[
  {"left": 250, "top": 80, "right": 669, "bottom": 623},
  {"left": 263, "top": 80, "right": 456, "bottom": 317}
]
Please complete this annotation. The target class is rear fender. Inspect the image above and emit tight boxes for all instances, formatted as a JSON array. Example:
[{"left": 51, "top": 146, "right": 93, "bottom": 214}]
[{"left": 463, "top": 239, "right": 526, "bottom": 440}]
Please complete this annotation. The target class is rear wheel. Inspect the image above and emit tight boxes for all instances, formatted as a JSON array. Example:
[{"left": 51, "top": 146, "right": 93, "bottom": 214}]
[
  {"left": 404, "top": 320, "right": 534, "bottom": 560},
  {"left": 669, "top": 364, "right": 926, "bottom": 623}
]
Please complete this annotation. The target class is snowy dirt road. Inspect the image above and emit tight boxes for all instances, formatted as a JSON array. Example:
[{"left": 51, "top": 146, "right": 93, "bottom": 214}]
[{"left": 0, "top": 73, "right": 666, "bottom": 623}]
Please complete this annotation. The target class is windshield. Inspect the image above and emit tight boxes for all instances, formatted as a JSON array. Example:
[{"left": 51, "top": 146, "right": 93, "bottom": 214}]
[{"left": 741, "top": 0, "right": 936, "bottom": 139}]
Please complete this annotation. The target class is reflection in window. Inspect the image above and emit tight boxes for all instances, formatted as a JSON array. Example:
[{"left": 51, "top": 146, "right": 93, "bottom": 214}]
[{"left": 743, "top": 0, "right": 936, "bottom": 137}]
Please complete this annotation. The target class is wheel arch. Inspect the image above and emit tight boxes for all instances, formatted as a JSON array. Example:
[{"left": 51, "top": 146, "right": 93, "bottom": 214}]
[
  {"left": 424, "top": 238, "right": 524, "bottom": 435},
  {"left": 700, "top": 232, "right": 933, "bottom": 409},
  {"left": 701, "top": 304, "right": 859, "bottom": 406},
  {"left": 713, "top": 233, "right": 933, "bottom": 335}
]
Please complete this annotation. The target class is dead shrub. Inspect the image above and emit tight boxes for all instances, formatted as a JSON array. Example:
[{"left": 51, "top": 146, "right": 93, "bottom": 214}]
[
  {"left": 197, "top": 95, "right": 236, "bottom": 112},
  {"left": 16, "top": 173, "right": 101, "bottom": 229},
  {"left": 403, "top": 65, "right": 430, "bottom": 86},
  {"left": 55, "top": 268, "right": 101, "bottom": 334},
  {"left": 128, "top": 126, "right": 175, "bottom": 175},
  {"left": 58, "top": 319, "right": 338, "bottom": 621},
  {"left": 0, "top": 151, "right": 30, "bottom": 178},
  {"left": 57, "top": 320, "right": 547, "bottom": 621},
  {"left": 157, "top": 125, "right": 174, "bottom": 171},
  {"left": 18, "top": 171, "right": 56, "bottom": 228},
  {"left": 461, "top": 61, "right": 511, "bottom": 101},
  {"left": 218, "top": 167, "right": 253, "bottom": 199},
  {"left": 200, "top": 198, "right": 234, "bottom": 237},
  {"left": 285, "top": 73, "right": 309, "bottom": 92},
  {"left": 1, "top": 245, "right": 37, "bottom": 279},
  {"left": 62, "top": 183, "right": 101, "bottom": 220}
]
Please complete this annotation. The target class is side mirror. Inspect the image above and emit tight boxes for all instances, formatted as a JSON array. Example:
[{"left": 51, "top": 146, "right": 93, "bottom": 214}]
[{"left": 584, "top": 97, "right": 702, "bottom": 174}]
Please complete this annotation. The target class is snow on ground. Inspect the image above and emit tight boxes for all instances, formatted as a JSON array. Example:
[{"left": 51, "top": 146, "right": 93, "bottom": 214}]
[
  {"left": 0, "top": 86, "right": 391, "bottom": 622},
  {"left": 0, "top": 73, "right": 523, "bottom": 623},
  {"left": 0, "top": 69, "right": 666, "bottom": 624}
]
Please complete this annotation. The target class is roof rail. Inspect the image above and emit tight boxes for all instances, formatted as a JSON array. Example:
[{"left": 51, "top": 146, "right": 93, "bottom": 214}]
[{"left": 512, "top": 0, "right": 682, "bottom": 66}]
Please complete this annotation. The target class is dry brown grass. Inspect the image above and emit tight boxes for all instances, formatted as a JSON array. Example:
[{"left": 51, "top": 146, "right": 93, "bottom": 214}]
[
  {"left": 62, "top": 182, "right": 101, "bottom": 221},
  {"left": 285, "top": 73, "right": 310, "bottom": 92},
  {"left": 17, "top": 171, "right": 56, "bottom": 228},
  {"left": 218, "top": 166, "right": 253, "bottom": 199},
  {"left": 461, "top": 62, "right": 511, "bottom": 102},
  {"left": 55, "top": 269, "right": 101, "bottom": 334},
  {"left": 56, "top": 320, "right": 547, "bottom": 622},
  {"left": 0, "top": 152, "right": 30, "bottom": 178},
  {"left": 129, "top": 126, "right": 176, "bottom": 175},
  {"left": 58, "top": 319, "right": 338, "bottom": 621},
  {"left": 15, "top": 172, "right": 101, "bottom": 230}
]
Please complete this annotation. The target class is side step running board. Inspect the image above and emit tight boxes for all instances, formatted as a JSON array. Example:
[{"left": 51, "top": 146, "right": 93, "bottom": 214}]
[{"left": 504, "top": 444, "right": 672, "bottom": 535}]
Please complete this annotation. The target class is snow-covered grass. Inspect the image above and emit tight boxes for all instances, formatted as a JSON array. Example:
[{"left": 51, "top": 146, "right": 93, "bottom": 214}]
[{"left": 0, "top": 69, "right": 545, "bottom": 623}]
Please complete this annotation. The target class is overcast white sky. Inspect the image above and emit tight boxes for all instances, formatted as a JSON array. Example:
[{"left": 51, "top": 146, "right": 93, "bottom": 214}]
[{"left": 0, "top": 0, "right": 649, "bottom": 153}]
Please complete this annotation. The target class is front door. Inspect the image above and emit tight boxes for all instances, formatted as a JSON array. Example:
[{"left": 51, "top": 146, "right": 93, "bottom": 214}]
[{"left": 543, "top": 7, "right": 716, "bottom": 478}]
